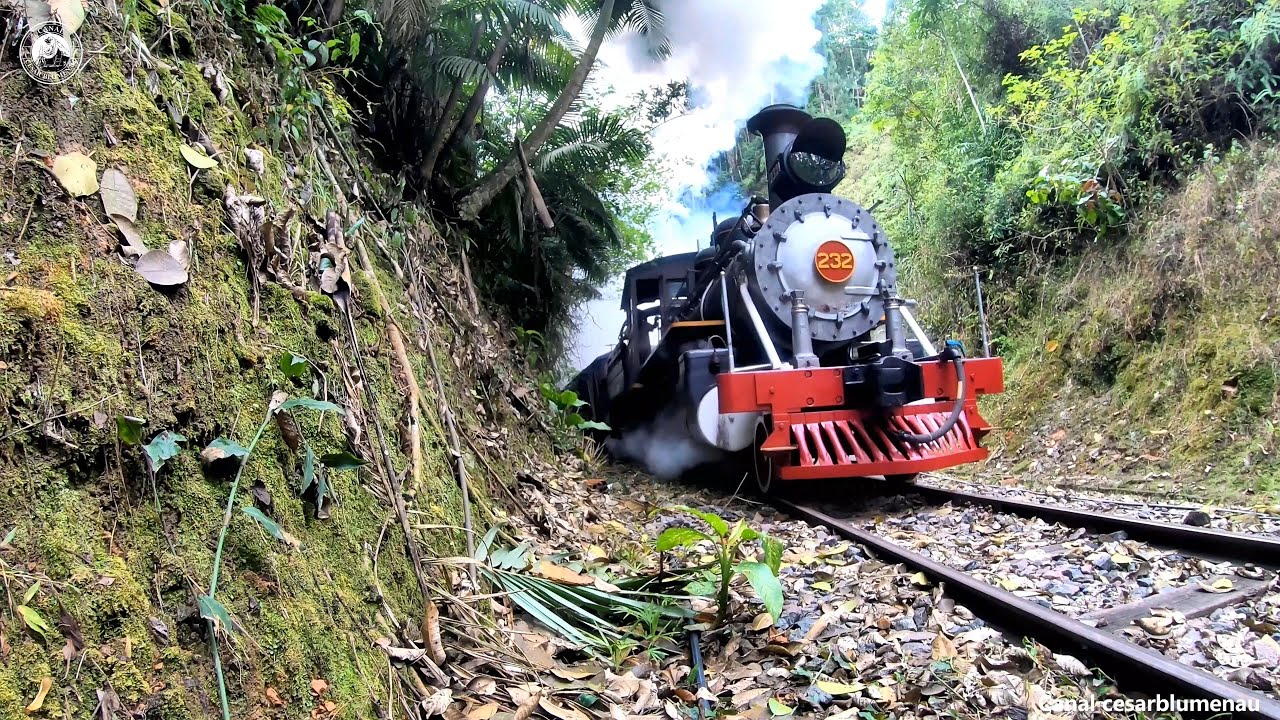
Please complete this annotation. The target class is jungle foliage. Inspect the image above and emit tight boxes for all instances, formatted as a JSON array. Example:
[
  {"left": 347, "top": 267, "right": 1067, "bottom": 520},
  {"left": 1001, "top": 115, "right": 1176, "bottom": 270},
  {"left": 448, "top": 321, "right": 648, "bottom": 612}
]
[
  {"left": 203, "top": 0, "right": 677, "bottom": 341},
  {"left": 836, "top": 0, "right": 1280, "bottom": 493},
  {"left": 851, "top": 0, "right": 1280, "bottom": 321}
]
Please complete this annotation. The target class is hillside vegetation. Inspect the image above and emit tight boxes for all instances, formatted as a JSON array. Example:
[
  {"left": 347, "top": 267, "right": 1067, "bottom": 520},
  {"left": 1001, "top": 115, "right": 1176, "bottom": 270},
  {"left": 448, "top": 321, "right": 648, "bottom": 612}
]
[
  {"left": 820, "top": 0, "right": 1280, "bottom": 503},
  {"left": 0, "top": 0, "right": 583, "bottom": 716}
]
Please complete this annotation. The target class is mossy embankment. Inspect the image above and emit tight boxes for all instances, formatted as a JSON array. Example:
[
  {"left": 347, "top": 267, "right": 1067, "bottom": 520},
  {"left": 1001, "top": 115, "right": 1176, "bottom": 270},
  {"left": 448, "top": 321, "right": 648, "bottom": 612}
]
[
  {"left": 0, "top": 4, "right": 546, "bottom": 718},
  {"left": 971, "top": 146, "right": 1280, "bottom": 505}
]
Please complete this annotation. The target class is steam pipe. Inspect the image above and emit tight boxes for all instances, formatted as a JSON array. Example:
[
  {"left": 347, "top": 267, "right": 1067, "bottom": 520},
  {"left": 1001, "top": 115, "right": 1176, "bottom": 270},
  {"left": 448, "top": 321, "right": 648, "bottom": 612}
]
[
  {"left": 899, "top": 305, "right": 937, "bottom": 357},
  {"left": 719, "top": 272, "right": 734, "bottom": 372},
  {"left": 884, "top": 298, "right": 911, "bottom": 359},
  {"left": 740, "top": 280, "right": 784, "bottom": 370},
  {"left": 789, "top": 290, "right": 819, "bottom": 368}
]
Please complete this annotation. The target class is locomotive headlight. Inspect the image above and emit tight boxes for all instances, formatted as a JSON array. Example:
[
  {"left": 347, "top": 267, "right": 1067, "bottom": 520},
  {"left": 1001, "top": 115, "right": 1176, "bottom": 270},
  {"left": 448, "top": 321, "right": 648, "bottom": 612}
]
[{"left": 814, "top": 239, "right": 856, "bottom": 283}]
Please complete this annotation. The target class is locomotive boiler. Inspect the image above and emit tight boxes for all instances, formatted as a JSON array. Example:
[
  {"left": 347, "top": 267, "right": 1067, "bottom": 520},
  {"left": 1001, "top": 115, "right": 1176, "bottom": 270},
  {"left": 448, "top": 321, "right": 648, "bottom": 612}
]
[{"left": 570, "top": 104, "right": 1004, "bottom": 492}]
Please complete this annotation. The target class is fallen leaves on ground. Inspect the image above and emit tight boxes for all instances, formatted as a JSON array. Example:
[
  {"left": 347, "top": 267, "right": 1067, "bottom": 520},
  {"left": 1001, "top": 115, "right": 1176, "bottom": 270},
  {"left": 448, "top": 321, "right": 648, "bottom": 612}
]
[
  {"left": 52, "top": 151, "right": 98, "bottom": 196},
  {"left": 461, "top": 459, "right": 1163, "bottom": 719}
]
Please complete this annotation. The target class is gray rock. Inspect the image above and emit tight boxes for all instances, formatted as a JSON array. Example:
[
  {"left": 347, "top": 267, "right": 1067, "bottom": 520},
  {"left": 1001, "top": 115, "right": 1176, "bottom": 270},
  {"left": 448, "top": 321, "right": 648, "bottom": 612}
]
[
  {"left": 891, "top": 616, "right": 918, "bottom": 632},
  {"left": 1183, "top": 510, "right": 1212, "bottom": 527},
  {"left": 901, "top": 641, "right": 933, "bottom": 660},
  {"left": 1045, "top": 581, "right": 1082, "bottom": 596}
]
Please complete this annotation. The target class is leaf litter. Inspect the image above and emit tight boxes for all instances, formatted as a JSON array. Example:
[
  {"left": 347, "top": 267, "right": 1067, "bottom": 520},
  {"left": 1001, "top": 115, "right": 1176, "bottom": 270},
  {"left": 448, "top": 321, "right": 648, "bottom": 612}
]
[
  {"left": 851, "top": 489, "right": 1279, "bottom": 698},
  {"left": 450, "top": 459, "right": 1167, "bottom": 720}
]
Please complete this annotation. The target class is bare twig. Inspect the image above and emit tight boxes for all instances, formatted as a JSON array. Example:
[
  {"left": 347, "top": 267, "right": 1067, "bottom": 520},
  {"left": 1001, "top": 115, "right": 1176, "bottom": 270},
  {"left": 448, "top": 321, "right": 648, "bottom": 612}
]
[{"left": 0, "top": 394, "right": 116, "bottom": 443}]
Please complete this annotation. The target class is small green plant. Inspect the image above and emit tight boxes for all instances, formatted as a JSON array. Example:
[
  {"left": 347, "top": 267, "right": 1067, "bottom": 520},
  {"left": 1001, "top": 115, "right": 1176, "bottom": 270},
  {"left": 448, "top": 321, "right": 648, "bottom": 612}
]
[
  {"left": 620, "top": 603, "right": 683, "bottom": 665},
  {"left": 540, "top": 383, "right": 610, "bottom": 433},
  {"left": 514, "top": 326, "right": 547, "bottom": 369},
  {"left": 656, "top": 506, "right": 784, "bottom": 625},
  {"left": 199, "top": 390, "right": 351, "bottom": 720}
]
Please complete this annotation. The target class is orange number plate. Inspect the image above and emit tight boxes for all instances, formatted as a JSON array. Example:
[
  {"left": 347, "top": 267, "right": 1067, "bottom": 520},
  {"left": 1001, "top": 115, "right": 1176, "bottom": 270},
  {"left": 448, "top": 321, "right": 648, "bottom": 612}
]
[{"left": 814, "top": 240, "right": 855, "bottom": 283}]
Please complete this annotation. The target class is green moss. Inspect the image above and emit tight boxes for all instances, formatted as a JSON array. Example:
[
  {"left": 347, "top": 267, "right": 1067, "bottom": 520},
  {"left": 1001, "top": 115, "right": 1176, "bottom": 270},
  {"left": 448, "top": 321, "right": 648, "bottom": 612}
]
[{"left": 0, "top": 3, "right": 540, "bottom": 718}]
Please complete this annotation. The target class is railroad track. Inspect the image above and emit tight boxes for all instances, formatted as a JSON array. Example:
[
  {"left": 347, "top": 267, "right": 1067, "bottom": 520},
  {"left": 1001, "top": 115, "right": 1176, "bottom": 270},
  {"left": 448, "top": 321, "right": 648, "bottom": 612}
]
[
  {"left": 903, "top": 482, "right": 1280, "bottom": 565},
  {"left": 775, "top": 491, "right": 1280, "bottom": 719}
]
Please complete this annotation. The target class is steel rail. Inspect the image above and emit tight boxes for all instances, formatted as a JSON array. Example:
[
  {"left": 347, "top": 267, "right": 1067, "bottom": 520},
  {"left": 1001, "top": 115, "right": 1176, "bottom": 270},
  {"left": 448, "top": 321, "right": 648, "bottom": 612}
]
[
  {"left": 904, "top": 483, "right": 1280, "bottom": 566},
  {"left": 776, "top": 499, "right": 1280, "bottom": 720}
]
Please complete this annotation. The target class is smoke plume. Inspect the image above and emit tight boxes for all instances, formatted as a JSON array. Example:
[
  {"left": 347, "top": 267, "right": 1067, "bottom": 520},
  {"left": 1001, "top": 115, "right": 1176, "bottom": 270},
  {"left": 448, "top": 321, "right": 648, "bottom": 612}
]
[
  {"left": 604, "top": 0, "right": 828, "bottom": 226},
  {"left": 606, "top": 408, "right": 726, "bottom": 480}
]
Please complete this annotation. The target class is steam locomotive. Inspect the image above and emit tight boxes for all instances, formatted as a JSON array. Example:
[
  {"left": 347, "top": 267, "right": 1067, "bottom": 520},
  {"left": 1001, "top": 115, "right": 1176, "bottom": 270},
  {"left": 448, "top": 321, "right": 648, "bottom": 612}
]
[{"left": 570, "top": 104, "right": 1004, "bottom": 493}]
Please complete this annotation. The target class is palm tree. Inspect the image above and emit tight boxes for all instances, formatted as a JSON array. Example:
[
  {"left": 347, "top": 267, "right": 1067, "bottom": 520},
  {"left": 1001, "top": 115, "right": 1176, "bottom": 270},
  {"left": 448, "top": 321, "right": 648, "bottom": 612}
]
[
  {"left": 471, "top": 107, "right": 650, "bottom": 331},
  {"left": 420, "top": 0, "right": 575, "bottom": 183},
  {"left": 456, "top": 0, "right": 668, "bottom": 220}
]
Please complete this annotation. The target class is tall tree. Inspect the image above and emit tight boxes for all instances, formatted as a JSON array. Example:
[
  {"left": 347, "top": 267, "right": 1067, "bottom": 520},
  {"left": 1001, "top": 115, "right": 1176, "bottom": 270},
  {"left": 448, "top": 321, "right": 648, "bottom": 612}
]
[
  {"left": 457, "top": 0, "right": 668, "bottom": 219},
  {"left": 910, "top": 0, "right": 987, "bottom": 134}
]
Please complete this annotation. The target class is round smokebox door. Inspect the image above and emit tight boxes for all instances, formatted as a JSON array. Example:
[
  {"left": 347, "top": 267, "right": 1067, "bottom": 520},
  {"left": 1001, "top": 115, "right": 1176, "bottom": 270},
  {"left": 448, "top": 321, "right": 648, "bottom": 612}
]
[{"left": 751, "top": 193, "right": 897, "bottom": 342}]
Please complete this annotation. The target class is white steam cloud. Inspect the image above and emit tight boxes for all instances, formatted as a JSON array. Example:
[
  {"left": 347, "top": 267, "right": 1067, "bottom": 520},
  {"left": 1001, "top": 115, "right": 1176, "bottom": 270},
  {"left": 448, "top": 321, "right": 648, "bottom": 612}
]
[
  {"left": 606, "top": 408, "right": 726, "bottom": 480},
  {"left": 599, "top": 0, "right": 828, "bottom": 251}
]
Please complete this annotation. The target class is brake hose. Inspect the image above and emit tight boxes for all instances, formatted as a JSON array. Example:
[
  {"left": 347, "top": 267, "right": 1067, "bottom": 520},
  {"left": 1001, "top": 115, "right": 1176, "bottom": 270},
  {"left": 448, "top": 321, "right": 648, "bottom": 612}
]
[{"left": 897, "top": 344, "right": 967, "bottom": 445}]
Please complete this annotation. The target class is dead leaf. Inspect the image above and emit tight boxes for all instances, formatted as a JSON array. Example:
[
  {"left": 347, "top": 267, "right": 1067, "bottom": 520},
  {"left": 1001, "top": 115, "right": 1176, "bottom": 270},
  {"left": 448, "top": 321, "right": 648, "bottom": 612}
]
[
  {"left": 1136, "top": 616, "right": 1172, "bottom": 636},
  {"left": 513, "top": 690, "right": 542, "bottom": 720},
  {"left": 1050, "top": 653, "right": 1090, "bottom": 677},
  {"left": 422, "top": 601, "right": 446, "bottom": 665},
  {"left": 1198, "top": 578, "right": 1234, "bottom": 593},
  {"left": 99, "top": 168, "right": 137, "bottom": 221},
  {"left": 538, "top": 698, "right": 589, "bottom": 720},
  {"left": 94, "top": 688, "right": 126, "bottom": 719},
  {"left": 250, "top": 481, "right": 273, "bottom": 510},
  {"left": 274, "top": 410, "right": 302, "bottom": 452},
  {"left": 112, "top": 215, "right": 148, "bottom": 257},
  {"left": 168, "top": 240, "right": 189, "bottom": 270},
  {"left": 53, "top": 152, "right": 98, "bottom": 197},
  {"left": 58, "top": 602, "right": 84, "bottom": 662},
  {"left": 550, "top": 666, "right": 598, "bottom": 681},
  {"left": 751, "top": 612, "right": 774, "bottom": 631},
  {"left": 1044, "top": 340, "right": 1060, "bottom": 352},
  {"left": 605, "top": 670, "right": 640, "bottom": 699},
  {"left": 26, "top": 676, "right": 52, "bottom": 713},
  {"left": 931, "top": 633, "right": 957, "bottom": 660},
  {"left": 815, "top": 679, "right": 864, "bottom": 696},
  {"left": 135, "top": 249, "right": 188, "bottom": 286},
  {"left": 49, "top": 0, "right": 85, "bottom": 32},
  {"left": 310, "top": 678, "right": 329, "bottom": 697},
  {"left": 420, "top": 689, "right": 452, "bottom": 717},
  {"left": 511, "top": 629, "right": 555, "bottom": 669},
  {"left": 535, "top": 560, "right": 593, "bottom": 586},
  {"left": 265, "top": 687, "right": 285, "bottom": 707},
  {"left": 467, "top": 703, "right": 498, "bottom": 720}
]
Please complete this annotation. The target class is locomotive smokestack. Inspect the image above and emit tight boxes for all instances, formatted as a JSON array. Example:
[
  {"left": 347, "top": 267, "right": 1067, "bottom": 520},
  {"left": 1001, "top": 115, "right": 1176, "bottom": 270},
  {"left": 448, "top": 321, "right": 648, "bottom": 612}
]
[{"left": 747, "top": 104, "right": 848, "bottom": 206}]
